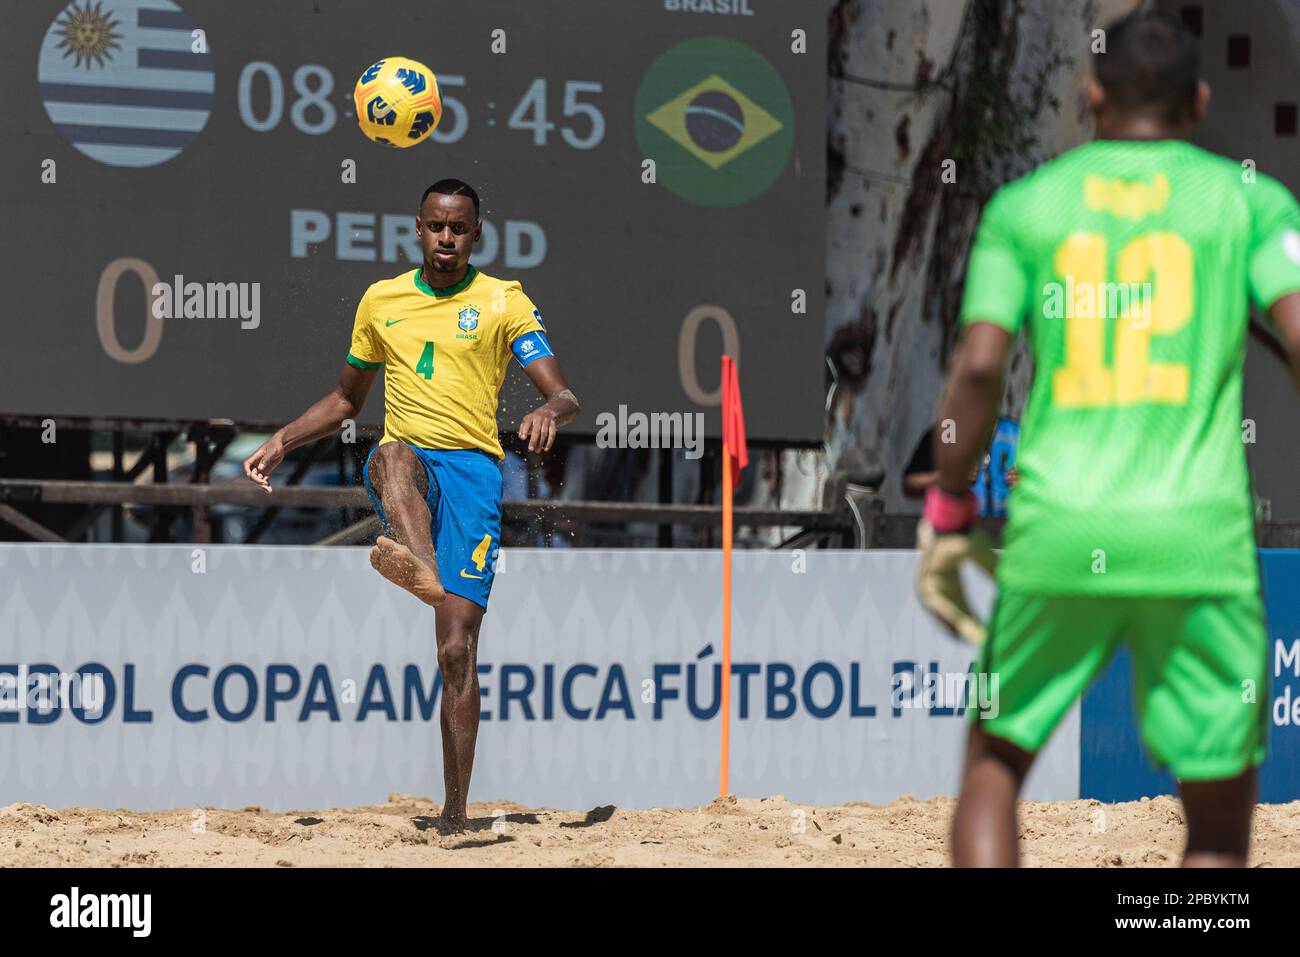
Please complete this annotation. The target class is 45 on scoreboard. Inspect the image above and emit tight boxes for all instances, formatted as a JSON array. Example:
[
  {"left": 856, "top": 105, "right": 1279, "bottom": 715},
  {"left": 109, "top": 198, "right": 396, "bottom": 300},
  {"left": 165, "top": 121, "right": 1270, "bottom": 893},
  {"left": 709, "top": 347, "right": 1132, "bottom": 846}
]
[{"left": 235, "top": 63, "right": 605, "bottom": 149}]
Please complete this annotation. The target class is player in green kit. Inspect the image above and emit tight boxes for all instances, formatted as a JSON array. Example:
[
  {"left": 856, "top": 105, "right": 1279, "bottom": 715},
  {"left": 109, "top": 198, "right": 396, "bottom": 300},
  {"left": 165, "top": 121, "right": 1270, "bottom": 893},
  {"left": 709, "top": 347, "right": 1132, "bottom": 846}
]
[{"left": 916, "top": 11, "right": 1300, "bottom": 866}]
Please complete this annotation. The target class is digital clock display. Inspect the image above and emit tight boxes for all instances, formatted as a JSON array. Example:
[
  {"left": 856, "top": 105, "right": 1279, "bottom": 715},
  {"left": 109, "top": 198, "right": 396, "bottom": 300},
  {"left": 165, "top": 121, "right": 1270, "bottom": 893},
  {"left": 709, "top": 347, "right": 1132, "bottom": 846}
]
[{"left": 2, "top": 0, "right": 825, "bottom": 442}]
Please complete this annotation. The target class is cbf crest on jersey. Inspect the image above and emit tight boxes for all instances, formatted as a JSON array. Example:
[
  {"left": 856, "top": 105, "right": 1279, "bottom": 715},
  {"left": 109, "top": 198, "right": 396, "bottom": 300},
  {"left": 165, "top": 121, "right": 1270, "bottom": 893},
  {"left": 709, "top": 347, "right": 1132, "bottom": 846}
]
[
  {"left": 457, "top": 306, "right": 480, "bottom": 332},
  {"left": 39, "top": 0, "right": 214, "bottom": 168}
]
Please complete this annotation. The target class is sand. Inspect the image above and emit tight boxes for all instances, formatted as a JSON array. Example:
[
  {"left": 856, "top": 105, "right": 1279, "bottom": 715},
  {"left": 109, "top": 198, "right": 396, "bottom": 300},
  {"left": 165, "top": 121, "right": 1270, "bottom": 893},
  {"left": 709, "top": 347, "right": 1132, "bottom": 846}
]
[{"left": 2, "top": 794, "right": 1298, "bottom": 867}]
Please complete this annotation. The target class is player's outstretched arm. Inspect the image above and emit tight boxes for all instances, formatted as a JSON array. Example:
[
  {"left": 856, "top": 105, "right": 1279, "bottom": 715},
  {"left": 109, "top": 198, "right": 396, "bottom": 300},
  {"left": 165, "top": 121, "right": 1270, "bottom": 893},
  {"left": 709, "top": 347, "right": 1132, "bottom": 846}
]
[
  {"left": 1269, "top": 292, "right": 1300, "bottom": 394},
  {"left": 914, "top": 320, "right": 1010, "bottom": 645},
  {"left": 517, "top": 356, "right": 579, "bottom": 454},
  {"left": 242, "top": 363, "right": 378, "bottom": 492}
]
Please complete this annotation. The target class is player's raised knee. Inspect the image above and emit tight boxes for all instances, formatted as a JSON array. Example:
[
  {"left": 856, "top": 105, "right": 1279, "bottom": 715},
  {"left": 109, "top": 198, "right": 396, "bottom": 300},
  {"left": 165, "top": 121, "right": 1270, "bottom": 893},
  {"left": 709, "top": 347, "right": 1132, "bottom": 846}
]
[
  {"left": 368, "top": 442, "right": 423, "bottom": 494},
  {"left": 370, "top": 441, "right": 420, "bottom": 476}
]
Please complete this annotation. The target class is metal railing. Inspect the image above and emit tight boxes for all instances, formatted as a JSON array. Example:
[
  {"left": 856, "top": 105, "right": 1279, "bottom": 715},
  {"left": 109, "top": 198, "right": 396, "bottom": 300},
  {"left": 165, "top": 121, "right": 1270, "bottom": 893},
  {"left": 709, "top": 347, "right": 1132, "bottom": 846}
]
[
  {"left": 9, "top": 478, "right": 1296, "bottom": 549},
  {"left": 0, "top": 479, "right": 862, "bottom": 547}
]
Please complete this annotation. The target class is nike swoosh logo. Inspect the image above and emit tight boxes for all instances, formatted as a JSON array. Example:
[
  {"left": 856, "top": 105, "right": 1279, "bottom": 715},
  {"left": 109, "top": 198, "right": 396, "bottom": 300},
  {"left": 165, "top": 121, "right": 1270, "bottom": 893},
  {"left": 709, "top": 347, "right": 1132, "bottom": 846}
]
[
  {"left": 385, "top": 318, "right": 407, "bottom": 327},
  {"left": 459, "top": 569, "right": 483, "bottom": 580}
]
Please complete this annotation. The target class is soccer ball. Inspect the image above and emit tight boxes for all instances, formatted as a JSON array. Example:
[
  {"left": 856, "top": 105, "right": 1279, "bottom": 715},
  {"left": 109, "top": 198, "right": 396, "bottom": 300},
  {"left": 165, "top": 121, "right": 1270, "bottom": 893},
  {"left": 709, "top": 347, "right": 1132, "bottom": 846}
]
[{"left": 353, "top": 57, "right": 442, "bottom": 148}]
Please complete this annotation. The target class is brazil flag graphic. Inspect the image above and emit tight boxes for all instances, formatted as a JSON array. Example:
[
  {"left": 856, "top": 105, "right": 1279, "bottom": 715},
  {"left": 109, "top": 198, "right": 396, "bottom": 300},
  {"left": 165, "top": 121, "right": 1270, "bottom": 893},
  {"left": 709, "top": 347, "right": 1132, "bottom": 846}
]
[{"left": 635, "top": 37, "right": 794, "bottom": 208}]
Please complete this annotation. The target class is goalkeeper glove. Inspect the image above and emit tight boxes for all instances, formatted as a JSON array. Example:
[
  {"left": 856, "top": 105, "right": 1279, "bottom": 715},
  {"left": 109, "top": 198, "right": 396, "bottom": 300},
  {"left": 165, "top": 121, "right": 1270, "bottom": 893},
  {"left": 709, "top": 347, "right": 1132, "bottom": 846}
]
[{"left": 915, "top": 486, "right": 998, "bottom": 646}]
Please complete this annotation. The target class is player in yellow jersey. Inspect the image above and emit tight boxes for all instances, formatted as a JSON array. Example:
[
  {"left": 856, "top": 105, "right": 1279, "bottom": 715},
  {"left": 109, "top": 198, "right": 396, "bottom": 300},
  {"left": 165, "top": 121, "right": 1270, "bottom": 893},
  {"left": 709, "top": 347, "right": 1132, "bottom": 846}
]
[{"left": 241, "top": 179, "right": 580, "bottom": 830}]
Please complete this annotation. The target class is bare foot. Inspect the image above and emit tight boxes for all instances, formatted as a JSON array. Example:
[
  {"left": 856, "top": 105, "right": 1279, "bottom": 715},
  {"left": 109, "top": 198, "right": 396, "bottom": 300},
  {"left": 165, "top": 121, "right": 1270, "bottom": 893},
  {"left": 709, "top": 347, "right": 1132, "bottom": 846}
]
[
  {"left": 439, "top": 810, "right": 467, "bottom": 834},
  {"left": 369, "top": 535, "right": 446, "bottom": 607}
]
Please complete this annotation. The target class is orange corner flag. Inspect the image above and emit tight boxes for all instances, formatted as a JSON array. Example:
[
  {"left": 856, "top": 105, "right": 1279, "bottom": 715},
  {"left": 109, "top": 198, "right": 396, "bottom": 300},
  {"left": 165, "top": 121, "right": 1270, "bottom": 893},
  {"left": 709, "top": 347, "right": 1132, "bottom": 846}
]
[
  {"left": 719, "top": 355, "right": 746, "bottom": 797},
  {"left": 721, "top": 355, "right": 748, "bottom": 485}
]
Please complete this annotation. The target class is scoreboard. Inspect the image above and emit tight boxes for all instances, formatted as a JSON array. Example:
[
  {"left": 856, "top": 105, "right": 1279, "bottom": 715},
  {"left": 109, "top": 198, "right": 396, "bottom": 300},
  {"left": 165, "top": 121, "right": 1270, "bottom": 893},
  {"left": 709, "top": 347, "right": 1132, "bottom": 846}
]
[{"left": 0, "top": 0, "right": 825, "bottom": 441}]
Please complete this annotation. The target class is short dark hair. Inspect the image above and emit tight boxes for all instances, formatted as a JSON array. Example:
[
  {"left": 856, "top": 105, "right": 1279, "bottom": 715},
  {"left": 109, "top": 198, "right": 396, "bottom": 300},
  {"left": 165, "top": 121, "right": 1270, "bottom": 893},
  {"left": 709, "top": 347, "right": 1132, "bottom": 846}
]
[
  {"left": 1094, "top": 11, "right": 1200, "bottom": 124},
  {"left": 420, "top": 178, "right": 480, "bottom": 218}
]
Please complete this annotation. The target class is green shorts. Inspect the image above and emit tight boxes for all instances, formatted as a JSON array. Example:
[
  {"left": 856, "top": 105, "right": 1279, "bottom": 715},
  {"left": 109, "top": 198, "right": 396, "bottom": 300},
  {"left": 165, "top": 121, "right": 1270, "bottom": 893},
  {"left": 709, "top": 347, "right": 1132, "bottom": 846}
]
[{"left": 973, "top": 590, "right": 1269, "bottom": 781}]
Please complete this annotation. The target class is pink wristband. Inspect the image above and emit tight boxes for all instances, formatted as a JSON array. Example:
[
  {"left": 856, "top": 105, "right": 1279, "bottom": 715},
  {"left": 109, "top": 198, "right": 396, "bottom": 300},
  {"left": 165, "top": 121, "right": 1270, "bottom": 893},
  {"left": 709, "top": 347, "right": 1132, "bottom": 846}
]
[{"left": 923, "top": 486, "right": 977, "bottom": 533}]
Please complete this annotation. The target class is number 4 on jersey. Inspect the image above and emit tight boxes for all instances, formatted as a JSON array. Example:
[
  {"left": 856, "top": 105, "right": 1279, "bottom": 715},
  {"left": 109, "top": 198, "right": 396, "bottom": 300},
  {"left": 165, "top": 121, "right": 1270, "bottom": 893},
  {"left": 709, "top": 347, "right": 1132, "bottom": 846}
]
[
  {"left": 416, "top": 341, "right": 435, "bottom": 379},
  {"left": 471, "top": 534, "right": 492, "bottom": 572}
]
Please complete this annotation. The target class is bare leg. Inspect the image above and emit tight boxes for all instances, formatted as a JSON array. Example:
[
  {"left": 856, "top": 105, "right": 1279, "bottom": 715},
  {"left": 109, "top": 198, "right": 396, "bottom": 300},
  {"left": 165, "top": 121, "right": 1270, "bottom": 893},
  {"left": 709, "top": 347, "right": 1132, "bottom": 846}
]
[
  {"left": 435, "top": 595, "right": 485, "bottom": 830},
  {"left": 1180, "top": 770, "right": 1256, "bottom": 867},
  {"left": 951, "top": 723, "right": 1036, "bottom": 867},
  {"left": 366, "top": 443, "right": 446, "bottom": 607}
]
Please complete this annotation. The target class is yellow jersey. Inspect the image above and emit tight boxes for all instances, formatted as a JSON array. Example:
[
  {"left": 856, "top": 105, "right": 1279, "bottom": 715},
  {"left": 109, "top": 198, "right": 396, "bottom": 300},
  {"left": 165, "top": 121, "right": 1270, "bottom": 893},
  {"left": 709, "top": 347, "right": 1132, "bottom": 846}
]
[{"left": 346, "top": 266, "right": 551, "bottom": 458}]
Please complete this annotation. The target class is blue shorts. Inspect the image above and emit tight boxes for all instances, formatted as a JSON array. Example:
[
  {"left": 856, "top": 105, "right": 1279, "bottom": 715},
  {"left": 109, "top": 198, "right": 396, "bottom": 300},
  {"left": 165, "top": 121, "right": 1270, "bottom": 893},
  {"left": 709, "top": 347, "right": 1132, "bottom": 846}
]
[{"left": 362, "top": 444, "right": 503, "bottom": 611}]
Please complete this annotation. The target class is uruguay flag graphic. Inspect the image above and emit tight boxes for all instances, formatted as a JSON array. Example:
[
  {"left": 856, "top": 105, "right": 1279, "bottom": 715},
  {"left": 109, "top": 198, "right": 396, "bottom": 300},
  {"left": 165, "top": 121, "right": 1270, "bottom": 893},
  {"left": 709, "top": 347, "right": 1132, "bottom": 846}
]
[{"left": 38, "top": 0, "right": 213, "bottom": 168}]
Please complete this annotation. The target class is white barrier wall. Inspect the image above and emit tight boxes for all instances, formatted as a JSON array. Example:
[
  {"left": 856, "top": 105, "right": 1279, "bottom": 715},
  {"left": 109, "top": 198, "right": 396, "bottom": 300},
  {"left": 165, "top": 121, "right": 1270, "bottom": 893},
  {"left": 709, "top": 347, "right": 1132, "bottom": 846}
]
[{"left": 0, "top": 545, "right": 1079, "bottom": 811}]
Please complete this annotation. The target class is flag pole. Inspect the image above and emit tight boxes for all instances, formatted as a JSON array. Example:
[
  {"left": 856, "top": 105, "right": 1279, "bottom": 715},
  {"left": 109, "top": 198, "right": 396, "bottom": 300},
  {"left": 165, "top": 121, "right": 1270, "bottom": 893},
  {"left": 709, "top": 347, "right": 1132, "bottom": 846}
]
[
  {"left": 719, "top": 354, "right": 745, "bottom": 800},
  {"left": 720, "top": 432, "right": 733, "bottom": 798}
]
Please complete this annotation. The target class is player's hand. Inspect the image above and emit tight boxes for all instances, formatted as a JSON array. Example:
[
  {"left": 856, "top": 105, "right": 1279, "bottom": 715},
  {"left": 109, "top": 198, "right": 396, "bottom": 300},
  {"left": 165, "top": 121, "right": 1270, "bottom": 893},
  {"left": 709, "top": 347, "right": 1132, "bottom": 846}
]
[
  {"left": 518, "top": 406, "right": 559, "bottom": 453},
  {"left": 915, "top": 487, "right": 998, "bottom": 646},
  {"left": 243, "top": 435, "right": 285, "bottom": 493}
]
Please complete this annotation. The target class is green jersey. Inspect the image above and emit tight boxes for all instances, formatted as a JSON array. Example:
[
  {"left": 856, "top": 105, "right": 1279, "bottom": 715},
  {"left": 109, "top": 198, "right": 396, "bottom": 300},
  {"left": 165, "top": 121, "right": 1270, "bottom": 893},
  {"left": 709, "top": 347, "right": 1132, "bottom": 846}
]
[{"left": 961, "top": 140, "right": 1300, "bottom": 595}]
